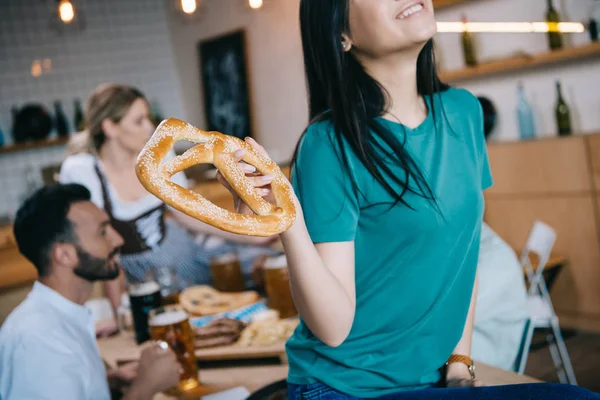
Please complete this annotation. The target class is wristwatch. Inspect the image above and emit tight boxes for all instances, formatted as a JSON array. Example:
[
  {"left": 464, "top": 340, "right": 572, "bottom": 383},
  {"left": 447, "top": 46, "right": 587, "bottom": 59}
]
[{"left": 446, "top": 354, "right": 476, "bottom": 380}]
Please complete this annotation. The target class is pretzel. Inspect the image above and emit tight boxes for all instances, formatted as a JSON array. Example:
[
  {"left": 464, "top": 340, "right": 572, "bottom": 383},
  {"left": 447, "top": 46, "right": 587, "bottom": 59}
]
[{"left": 135, "top": 118, "right": 296, "bottom": 236}]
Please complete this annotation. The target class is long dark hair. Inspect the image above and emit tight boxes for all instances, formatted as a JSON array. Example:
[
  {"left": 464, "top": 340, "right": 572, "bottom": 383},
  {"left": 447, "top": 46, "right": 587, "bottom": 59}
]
[{"left": 292, "top": 0, "right": 450, "bottom": 210}]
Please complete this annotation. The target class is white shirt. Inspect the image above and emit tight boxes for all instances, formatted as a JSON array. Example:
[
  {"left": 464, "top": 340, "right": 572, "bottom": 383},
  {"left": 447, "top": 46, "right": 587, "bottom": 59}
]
[
  {"left": 59, "top": 151, "right": 189, "bottom": 222},
  {"left": 59, "top": 152, "right": 189, "bottom": 249},
  {"left": 0, "top": 282, "right": 111, "bottom": 400},
  {"left": 472, "top": 223, "right": 528, "bottom": 371}
]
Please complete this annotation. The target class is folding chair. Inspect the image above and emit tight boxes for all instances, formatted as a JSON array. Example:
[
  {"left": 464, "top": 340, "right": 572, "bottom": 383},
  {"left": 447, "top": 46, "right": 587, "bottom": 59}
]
[{"left": 514, "top": 220, "right": 577, "bottom": 385}]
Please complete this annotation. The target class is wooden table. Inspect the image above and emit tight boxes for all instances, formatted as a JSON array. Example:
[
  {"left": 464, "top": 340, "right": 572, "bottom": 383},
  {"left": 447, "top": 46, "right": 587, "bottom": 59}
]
[{"left": 98, "top": 334, "right": 540, "bottom": 399}]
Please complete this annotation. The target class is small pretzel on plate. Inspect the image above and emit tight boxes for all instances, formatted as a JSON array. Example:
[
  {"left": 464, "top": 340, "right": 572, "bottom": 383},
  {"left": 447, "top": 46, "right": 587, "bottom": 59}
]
[{"left": 135, "top": 118, "right": 296, "bottom": 236}]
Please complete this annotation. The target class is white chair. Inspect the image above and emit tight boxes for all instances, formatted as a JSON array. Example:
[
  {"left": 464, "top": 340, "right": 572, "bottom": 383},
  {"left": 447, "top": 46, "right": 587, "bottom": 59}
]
[{"left": 514, "top": 220, "right": 577, "bottom": 385}]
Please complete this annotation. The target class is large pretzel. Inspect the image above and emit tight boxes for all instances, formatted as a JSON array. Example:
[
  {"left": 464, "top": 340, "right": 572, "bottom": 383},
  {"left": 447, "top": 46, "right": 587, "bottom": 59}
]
[{"left": 135, "top": 118, "right": 296, "bottom": 236}]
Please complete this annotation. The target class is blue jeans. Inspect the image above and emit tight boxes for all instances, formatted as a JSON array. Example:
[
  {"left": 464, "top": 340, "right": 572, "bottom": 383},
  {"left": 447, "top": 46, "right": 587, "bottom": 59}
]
[{"left": 288, "top": 382, "right": 599, "bottom": 400}]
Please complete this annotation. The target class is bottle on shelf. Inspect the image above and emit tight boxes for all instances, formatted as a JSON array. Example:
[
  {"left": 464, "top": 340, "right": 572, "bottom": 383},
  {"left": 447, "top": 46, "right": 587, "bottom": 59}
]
[
  {"left": 546, "top": 0, "right": 564, "bottom": 50},
  {"left": 591, "top": 0, "right": 600, "bottom": 42},
  {"left": 73, "top": 99, "right": 85, "bottom": 132},
  {"left": 11, "top": 105, "right": 18, "bottom": 142},
  {"left": 151, "top": 100, "right": 164, "bottom": 127},
  {"left": 0, "top": 124, "right": 4, "bottom": 147},
  {"left": 555, "top": 81, "right": 572, "bottom": 136},
  {"left": 54, "top": 100, "right": 69, "bottom": 137},
  {"left": 516, "top": 82, "right": 536, "bottom": 140},
  {"left": 461, "top": 14, "right": 477, "bottom": 67}
]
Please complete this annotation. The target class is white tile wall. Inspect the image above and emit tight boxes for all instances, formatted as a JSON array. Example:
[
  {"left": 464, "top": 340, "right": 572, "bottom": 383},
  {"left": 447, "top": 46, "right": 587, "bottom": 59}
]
[{"left": 0, "top": 0, "right": 185, "bottom": 218}]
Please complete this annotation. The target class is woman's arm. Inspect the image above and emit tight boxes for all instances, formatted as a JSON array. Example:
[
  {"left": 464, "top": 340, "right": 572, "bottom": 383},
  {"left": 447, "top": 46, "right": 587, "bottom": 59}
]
[
  {"left": 218, "top": 137, "right": 357, "bottom": 347},
  {"left": 446, "top": 273, "right": 482, "bottom": 386},
  {"left": 170, "top": 209, "right": 277, "bottom": 246},
  {"left": 175, "top": 194, "right": 358, "bottom": 347},
  {"left": 281, "top": 220, "right": 356, "bottom": 347}
]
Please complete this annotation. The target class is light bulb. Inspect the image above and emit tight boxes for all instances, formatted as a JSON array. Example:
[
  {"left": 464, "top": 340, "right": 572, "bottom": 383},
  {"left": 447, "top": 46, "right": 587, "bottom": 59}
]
[
  {"left": 249, "top": 0, "right": 263, "bottom": 10},
  {"left": 31, "top": 60, "right": 42, "bottom": 78},
  {"left": 436, "top": 21, "right": 585, "bottom": 33},
  {"left": 181, "top": 0, "right": 197, "bottom": 14},
  {"left": 59, "top": 0, "right": 75, "bottom": 24}
]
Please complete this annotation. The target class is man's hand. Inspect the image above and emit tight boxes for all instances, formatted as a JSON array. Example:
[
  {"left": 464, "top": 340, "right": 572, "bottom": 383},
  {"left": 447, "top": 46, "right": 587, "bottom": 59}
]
[
  {"left": 107, "top": 362, "right": 139, "bottom": 391},
  {"left": 123, "top": 342, "right": 181, "bottom": 400}
]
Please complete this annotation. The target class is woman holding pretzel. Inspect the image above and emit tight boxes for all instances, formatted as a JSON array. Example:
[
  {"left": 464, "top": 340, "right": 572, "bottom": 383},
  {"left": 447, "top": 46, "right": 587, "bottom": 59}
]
[{"left": 217, "top": 0, "right": 595, "bottom": 398}]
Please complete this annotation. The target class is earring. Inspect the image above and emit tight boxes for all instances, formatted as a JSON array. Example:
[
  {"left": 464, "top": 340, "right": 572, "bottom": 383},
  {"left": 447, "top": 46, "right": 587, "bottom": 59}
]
[{"left": 342, "top": 42, "right": 348, "bottom": 50}]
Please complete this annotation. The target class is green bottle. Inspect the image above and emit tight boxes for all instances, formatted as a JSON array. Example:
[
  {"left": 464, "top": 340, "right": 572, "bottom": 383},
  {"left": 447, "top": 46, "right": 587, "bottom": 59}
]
[
  {"left": 461, "top": 14, "right": 477, "bottom": 67},
  {"left": 546, "top": 0, "right": 563, "bottom": 50},
  {"left": 74, "top": 99, "right": 85, "bottom": 131},
  {"left": 151, "top": 100, "right": 164, "bottom": 127},
  {"left": 555, "top": 81, "right": 572, "bottom": 136}
]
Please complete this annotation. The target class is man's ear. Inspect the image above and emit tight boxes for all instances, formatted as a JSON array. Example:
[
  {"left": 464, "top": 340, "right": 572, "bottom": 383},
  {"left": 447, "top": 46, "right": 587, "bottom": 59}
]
[{"left": 51, "top": 242, "right": 78, "bottom": 270}]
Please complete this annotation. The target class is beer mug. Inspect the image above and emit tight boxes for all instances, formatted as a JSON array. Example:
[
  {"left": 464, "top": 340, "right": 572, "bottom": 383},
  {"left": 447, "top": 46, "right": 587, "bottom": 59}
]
[
  {"left": 117, "top": 293, "right": 133, "bottom": 332},
  {"left": 152, "top": 266, "right": 182, "bottom": 305},
  {"left": 264, "top": 254, "right": 298, "bottom": 319},
  {"left": 210, "top": 251, "right": 245, "bottom": 292},
  {"left": 128, "top": 280, "right": 162, "bottom": 344},
  {"left": 148, "top": 305, "right": 200, "bottom": 394}
]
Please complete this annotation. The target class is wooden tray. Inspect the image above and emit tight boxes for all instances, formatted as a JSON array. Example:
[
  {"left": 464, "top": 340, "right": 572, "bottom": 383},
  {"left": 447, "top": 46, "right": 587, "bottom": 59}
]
[
  {"left": 98, "top": 332, "right": 287, "bottom": 368},
  {"left": 195, "top": 342, "right": 286, "bottom": 362}
]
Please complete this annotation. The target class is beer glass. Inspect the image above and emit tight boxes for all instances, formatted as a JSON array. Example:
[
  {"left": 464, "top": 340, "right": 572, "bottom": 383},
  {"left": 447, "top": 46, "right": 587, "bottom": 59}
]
[
  {"left": 148, "top": 305, "right": 200, "bottom": 393},
  {"left": 264, "top": 254, "right": 298, "bottom": 319},
  {"left": 128, "top": 280, "right": 162, "bottom": 344},
  {"left": 210, "top": 251, "right": 245, "bottom": 292},
  {"left": 152, "top": 266, "right": 182, "bottom": 305}
]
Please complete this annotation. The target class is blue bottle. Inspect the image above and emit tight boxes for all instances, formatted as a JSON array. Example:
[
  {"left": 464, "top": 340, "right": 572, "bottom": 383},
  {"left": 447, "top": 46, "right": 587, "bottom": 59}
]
[{"left": 516, "top": 82, "right": 536, "bottom": 140}]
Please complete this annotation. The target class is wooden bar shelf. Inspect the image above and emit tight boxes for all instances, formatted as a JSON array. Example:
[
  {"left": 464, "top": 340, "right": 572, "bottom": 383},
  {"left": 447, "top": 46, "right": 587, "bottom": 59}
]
[
  {"left": 439, "top": 42, "right": 600, "bottom": 83},
  {"left": 0, "top": 136, "right": 69, "bottom": 155},
  {"left": 433, "top": 0, "right": 480, "bottom": 10}
]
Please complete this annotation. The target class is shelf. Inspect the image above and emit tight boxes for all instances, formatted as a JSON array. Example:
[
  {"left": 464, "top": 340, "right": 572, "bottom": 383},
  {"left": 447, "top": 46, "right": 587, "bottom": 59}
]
[
  {"left": 433, "top": 0, "right": 480, "bottom": 10},
  {"left": 439, "top": 42, "right": 600, "bottom": 83},
  {"left": 485, "top": 132, "right": 600, "bottom": 147},
  {"left": 0, "top": 136, "right": 69, "bottom": 155}
]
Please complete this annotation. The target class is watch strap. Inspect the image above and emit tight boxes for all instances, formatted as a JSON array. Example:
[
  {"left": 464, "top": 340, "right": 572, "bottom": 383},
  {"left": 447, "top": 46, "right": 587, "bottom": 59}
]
[{"left": 446, "top": 354, "right": 476, "bottom": 380}]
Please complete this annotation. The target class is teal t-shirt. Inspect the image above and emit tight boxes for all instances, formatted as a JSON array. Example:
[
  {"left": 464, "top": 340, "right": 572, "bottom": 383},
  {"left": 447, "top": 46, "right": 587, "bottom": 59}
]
[{"left": 286, "top": 88, "right": 493, "bottom": 397}]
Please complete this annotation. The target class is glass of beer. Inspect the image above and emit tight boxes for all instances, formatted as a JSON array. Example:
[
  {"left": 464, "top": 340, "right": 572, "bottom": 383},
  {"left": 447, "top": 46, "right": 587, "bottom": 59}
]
[
  {"left": 210, "top": 251, "right": 245, "bottom": 292},
  {"left": 128, "top": 280, "right": 162, "bottom": 344},
  {"left": 152, "top": 266, "right": 182, "bottom": 305},
  {"left": 264, "top": 254, "right": 298, "bottom": 319},
  {"left": 148, "top": 305, "right": 200, "bottom": 394}
]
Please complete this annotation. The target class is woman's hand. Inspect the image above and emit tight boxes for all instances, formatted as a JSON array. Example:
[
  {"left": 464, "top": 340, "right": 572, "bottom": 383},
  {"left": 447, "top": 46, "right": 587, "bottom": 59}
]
[
  {"left": 446, "top": 363, "right": 484, "bottom": 388},
  {"left": 216, "top": 137, "right": 301, "bottom": 219},
  {"left": 446, "top": 378, "right": 484, "bottom": 388}
]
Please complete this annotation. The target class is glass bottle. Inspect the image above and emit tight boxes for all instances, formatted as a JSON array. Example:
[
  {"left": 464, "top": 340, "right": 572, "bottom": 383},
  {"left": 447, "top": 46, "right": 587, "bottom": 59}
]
[
  {"left": 461, "top": 14, "right": 477, "bottom": 67},
  {"left": 546, "top": 0, "right": 564, "bottom": 50},
  {"left": 54, "top": 100, "right": 69, "bottom": 137},
  {"left": 73, "top": 99, "right": 85, "bottom": 131},
  {"left": 516, "top": 82, "right": 536, "bottom": 140},
  {"left": 555, "top": 81, "right": 572, "bottom": 136}
]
